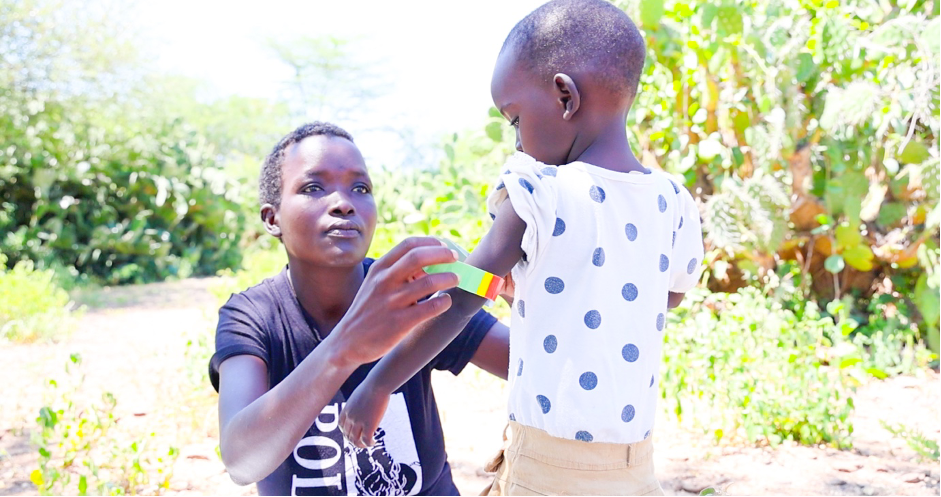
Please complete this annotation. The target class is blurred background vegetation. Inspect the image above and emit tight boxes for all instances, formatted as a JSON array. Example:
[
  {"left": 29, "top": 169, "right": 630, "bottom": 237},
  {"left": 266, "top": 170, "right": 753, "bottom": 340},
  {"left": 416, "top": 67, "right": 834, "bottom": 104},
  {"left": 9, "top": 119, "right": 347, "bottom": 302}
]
[{"left": 2, "top": 0, "right": 939, "bottom": 483}]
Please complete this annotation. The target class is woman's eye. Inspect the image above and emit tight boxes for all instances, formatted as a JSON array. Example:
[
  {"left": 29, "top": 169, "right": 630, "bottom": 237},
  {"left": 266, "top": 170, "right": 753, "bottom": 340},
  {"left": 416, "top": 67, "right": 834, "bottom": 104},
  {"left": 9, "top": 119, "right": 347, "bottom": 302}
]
[
  {"left": 510, "top": 117, "right": 520, "bottom": 128},
  {"left": 301, "top": 184, "right": 322, "bottom": 193},
  {"left": 353, "top": 184, "right": 371, "bottom": 194}
]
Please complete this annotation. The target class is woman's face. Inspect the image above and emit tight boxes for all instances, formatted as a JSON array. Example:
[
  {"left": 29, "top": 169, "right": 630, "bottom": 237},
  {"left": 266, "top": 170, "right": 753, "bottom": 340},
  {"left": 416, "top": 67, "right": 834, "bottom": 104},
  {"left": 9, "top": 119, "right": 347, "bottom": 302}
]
[{"left": 273, "top": 135, "right": 377, "bottom": 268}]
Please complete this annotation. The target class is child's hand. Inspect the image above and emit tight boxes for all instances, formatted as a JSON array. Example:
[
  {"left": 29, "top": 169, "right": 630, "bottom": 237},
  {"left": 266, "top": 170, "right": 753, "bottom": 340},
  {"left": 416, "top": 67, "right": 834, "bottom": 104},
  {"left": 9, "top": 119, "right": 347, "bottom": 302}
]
[
  {"left": 499, "top": 272, "right": 516, "bottom": 306},
  {"left": 339, "top": 383, "right": 390, "bottom": 448}
]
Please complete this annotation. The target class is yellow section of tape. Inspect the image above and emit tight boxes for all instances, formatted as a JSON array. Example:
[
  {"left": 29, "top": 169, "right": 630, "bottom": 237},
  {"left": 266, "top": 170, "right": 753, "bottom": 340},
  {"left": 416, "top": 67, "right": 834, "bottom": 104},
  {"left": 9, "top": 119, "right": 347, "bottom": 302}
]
[{"left": 476, "top": 271, "right": 494, "bottom": 296}]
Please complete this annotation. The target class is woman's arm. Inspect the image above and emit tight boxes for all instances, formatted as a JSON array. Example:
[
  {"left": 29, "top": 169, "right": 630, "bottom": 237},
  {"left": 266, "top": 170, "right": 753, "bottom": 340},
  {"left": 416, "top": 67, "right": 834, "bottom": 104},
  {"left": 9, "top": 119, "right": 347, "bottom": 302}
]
[
  {"left": 216, "top": 237, "right": 461, "bottom": 485},
  {"left": 217, "top": 344, "right": 359, "bottom": 485},
  {"left": 340, "top": 200, "right": 526, "bottom": 447}
]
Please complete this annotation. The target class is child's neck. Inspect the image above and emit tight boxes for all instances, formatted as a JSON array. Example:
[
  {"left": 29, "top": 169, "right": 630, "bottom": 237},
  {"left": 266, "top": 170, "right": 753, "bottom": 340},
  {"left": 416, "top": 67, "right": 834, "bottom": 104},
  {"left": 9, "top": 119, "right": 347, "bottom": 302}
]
[{"left": 568, "top": 114, "right": 645, "bottom": 174}]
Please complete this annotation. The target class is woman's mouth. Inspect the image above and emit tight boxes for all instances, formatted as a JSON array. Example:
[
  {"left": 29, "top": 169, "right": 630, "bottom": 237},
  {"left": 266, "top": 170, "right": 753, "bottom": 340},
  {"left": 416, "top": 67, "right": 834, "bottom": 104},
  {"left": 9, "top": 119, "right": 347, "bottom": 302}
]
[
  {"left": 325, "top": 221, "right": 362, "bottom": 238},
  {"left": 326, "top": 228, "right": 360, "bottom": 238}
]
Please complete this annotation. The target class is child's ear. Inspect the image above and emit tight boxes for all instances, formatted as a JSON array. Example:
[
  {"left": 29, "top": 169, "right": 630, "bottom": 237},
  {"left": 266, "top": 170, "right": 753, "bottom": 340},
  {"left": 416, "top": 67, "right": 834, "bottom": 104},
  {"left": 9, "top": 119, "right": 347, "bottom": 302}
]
[
  {"left": 553, "top": 73, "right": 581, "bottom": 121},
  {"left": 261, "top": 204, "right": 282, "bottom": 238}
]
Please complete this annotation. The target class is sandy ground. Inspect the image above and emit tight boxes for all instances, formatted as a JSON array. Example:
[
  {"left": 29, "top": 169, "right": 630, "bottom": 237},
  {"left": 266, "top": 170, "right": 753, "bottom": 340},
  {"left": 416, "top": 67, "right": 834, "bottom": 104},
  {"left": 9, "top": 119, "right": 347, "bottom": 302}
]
[{"left": 1, "top": 278, "right": 938, "bottom": 496}]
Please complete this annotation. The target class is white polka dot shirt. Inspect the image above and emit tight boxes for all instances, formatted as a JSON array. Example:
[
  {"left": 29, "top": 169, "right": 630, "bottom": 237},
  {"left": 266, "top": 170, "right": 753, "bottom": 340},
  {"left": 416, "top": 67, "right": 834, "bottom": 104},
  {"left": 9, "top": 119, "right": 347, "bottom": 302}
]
[{"left": 487, "top": 152, "right": 704, "bottom": 444}]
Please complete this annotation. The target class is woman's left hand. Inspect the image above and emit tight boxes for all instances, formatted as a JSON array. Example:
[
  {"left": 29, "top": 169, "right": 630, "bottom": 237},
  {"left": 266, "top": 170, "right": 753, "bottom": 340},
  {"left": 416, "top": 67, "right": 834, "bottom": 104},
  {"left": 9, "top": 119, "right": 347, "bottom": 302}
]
[{"left": 339, "top": 381, "right": 390, "bottom": 448}]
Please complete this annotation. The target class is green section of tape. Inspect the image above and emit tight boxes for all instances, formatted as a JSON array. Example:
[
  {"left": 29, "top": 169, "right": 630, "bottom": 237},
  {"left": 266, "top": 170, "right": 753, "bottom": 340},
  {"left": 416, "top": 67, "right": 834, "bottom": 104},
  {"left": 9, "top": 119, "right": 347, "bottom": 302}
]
[{"left": 424, "top": 261, "right": 485, "bottom": 295}]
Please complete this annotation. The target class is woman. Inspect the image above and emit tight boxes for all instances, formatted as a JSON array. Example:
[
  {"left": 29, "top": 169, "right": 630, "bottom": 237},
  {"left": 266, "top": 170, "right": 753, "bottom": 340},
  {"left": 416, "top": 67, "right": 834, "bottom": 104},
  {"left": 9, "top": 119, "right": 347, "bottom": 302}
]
[{"left": 209, "top": 122, "right": 510, "bottom": 496}]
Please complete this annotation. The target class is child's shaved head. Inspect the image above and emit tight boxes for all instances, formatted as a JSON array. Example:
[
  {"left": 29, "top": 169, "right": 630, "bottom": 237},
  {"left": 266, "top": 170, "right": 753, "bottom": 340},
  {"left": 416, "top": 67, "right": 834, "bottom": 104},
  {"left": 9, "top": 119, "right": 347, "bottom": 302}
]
[{"left": 501, "top": 0, "right": 646, "bottom": 102}]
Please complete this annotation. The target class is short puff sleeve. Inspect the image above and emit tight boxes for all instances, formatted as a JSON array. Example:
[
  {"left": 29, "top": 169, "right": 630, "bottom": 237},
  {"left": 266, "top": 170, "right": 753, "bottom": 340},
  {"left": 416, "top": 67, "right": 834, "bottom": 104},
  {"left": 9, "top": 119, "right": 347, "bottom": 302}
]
[
  {"left": 670, "top": 183, "right": 705, "bottom": 293},
  {"left": 486, "top": 152, "right": 559, "bottom": 264}
]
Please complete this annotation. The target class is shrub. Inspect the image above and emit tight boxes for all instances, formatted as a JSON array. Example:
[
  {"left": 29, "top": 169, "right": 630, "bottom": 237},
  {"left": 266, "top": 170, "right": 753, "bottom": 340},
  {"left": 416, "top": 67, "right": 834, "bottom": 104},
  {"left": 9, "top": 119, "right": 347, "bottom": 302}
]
[
  {"left": 0, "top": 254, "right": 80, "bottom": 343},
  {"left": 31, "top": 354, "right": 179, "bottom": 496},
  {"left": 661, "top": 286, "right": 857, "bottom": 448}
]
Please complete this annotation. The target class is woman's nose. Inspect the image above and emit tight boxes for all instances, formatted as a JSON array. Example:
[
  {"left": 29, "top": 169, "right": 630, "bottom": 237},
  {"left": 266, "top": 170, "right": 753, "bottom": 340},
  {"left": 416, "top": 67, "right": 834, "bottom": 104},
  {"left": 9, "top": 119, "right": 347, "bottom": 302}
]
[
  {"left": 329, "top": 191, "right": 355, "bottom": 216},
  {"left": 515, "top": 130, "right": 523, "bottom": 152}
]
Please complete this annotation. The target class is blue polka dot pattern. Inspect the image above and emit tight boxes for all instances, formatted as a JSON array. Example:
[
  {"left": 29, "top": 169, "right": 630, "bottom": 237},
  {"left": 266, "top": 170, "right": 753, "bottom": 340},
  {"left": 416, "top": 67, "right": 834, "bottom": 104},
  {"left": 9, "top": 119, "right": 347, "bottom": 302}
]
[
  {"left": 658, "top": 195, "right": 667, "bottom": 213},
  {"left": 621, "top": 283, "right": 638, "bottom": 301},
  {"left": 650, "top": 375, "right": 655, "bottom": 387},
  {"left": 672, "top": 231, "right": 676, "bottom": 247},
  {"left": 490, "top": 213, "right": 496, "bottom": 221},
  {"left": 518, "top": 300, "right": 525, "bottom": 318},
  {"left": 584, "top": 310, "right": 601, "bottom": 329},
  {"left": 503, "top": 170, "right": 510, "bottom": 175},
  {"left": 656, "top": 313, "right": 665, "bottom": 331},
  {"left": 541, "top": 167, "right": 557, "bottom": 177},
  {"left": 509, "top": 413, "right": 516, "bottom": 421},
  {"left": 553, "top": 217, "right": 566, "bottom": 236},
  {"left": 579, "top": 372, "right": 598, "bottom": 390},
  {"left": 670, "top": 180, "right": 679, "bottom": 194},
  {"left": 644, "top": 430, "right": 651, "bottom": 440},
  {"left": 496, "top": 182, "right": 505, "bottom": 191},
  {"left": 575, "top": 431, "right": 593, "bottom": 442},
  {"left": 520, "top": 178, "right": 534, "bottom": 194},
  {"left": 592, "top": 247, "right": 605, "bottom": 267},
  {"left": 589, "top": 185, "right": 606, "bottom": 203},
  {"left": 537, "top": 395, "right": 551, "bottom": 414},
  {"left": 622, "top": 344, "right": 640, "bottom": 362},
  {"left": 625, "top": 223, "right": 638, "bottom": 241},
  {"left": 621, "top": 404, "right": 636, "bottom": 422},
  {"left": 545, "top": 277, "right": 565, "bottom": 294},
  {"left": 678, "top": 216, "right": 684, "bottom": 229},
  {"left": 544, "top": 335, "right": 558, "bottom": 353},
  {"left": 659, "top": 254, "right": 669, "bottom": 272},
  {"left": 517, "top": 359, "right": 523, "bottom": 376},
  {"left": 687, "top": 258, "right": 698, "bottom": 274},
  {"left": 536, "top": 173, "right": 543, "bottom": 180}
]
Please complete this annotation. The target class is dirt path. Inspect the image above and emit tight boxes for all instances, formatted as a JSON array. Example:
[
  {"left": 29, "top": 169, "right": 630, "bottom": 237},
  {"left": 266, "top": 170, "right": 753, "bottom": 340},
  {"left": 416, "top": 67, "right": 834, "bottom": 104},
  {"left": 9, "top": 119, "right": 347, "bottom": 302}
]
[{"left": 2, "top": 278, "right": 938, "bottom": 495}]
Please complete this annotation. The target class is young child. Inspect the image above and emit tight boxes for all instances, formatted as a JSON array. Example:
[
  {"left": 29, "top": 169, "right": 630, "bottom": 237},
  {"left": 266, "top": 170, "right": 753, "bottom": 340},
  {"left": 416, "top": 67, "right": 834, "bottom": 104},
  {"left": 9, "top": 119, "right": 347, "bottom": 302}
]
[{"left": 340, "top": 1, "right": 704, "bottom": 494}]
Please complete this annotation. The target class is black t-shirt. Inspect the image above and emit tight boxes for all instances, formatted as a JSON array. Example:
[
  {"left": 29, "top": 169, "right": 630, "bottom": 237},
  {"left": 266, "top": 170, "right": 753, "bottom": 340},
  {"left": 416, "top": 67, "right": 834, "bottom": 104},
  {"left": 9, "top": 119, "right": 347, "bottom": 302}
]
[{"left": 209, "top": 259, "right": 497, "bottom": 496}]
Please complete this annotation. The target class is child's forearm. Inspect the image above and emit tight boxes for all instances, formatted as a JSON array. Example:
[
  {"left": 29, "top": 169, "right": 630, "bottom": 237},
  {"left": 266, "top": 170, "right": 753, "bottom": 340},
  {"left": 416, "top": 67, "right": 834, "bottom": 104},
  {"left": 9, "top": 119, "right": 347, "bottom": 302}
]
[
  {"left": 365, "top": 199, "right": 526, "bottom": 395},
  {"left": 366, "top": 288, "right": 487, "bottom": 393}
]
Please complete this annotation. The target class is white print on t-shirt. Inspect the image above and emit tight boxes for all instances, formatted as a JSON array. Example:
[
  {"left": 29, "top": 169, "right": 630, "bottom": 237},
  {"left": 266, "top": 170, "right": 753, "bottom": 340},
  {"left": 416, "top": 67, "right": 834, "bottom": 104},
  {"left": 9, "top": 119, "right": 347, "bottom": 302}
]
[{"left": 291, "top": 393, "right": 422, "bottom": 496}]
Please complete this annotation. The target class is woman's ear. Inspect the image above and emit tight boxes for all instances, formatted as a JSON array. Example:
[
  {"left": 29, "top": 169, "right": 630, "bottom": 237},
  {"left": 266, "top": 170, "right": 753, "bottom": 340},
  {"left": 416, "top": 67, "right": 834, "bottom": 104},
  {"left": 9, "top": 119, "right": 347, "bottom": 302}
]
[
  {"left": 261, "top": 204, "right": 282, "bottom": 238},
  {"left": 553, "top": 73, "right": 581, "bottom": 121}
]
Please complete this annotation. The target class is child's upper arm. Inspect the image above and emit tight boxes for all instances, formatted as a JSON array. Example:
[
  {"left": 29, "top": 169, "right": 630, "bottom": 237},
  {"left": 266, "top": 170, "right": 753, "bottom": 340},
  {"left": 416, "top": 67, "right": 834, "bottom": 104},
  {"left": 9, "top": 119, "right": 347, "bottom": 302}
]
[
  {"left": 486, "top": 152, "right": 560, "bottom": 269},
  {"left": 464, "top": 198, "right": 527, "bottom": 281}
]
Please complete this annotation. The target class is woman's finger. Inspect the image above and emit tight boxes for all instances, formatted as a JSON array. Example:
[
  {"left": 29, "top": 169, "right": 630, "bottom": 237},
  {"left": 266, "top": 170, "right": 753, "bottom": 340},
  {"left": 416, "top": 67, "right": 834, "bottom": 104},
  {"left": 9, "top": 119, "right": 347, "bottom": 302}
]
[
  {"left": 395, "top": 272, "right": 460, "bottom": 304},
  {"left": 387, "top": 245, "right": 458, "bottom": 282},
  {"left": 372, "top": 237, "right": 445, "bottom": 271},
  {"left": 399, "top": 292, "right": 452, "bottom": 328}
]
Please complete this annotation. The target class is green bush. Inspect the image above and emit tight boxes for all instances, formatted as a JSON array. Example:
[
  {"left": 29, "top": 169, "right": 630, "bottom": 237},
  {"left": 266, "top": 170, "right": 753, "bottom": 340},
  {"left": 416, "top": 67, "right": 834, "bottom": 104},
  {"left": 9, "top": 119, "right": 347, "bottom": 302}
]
[
  {"left": 0, "top": 91, "right": 246, "bottom": 284},
  {"left": 881, "top": 420, "right": 940, "bottom": 462},
  {"left": 210, "top": 247, "right": 287, "bottom": 306},
  {"left": 32, "top": 353, "right": 179, "bottom": 496},
  {"left": 616, "top": 0, "right": 939, "bottom": 338},
  {"left": 0, "top": 254, "right": 80, "bottom": 343},
  {"left": 661, "top": 286, "right": 857, "bottom": 448}
]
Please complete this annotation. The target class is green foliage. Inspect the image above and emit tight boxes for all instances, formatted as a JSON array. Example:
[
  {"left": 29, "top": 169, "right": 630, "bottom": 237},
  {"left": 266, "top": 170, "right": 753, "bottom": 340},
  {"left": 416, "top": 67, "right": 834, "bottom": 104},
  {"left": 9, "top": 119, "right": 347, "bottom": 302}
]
[
  {"left": 0, "top": 254, "right": 80, "bottom": 343},
  {"left": 661, "top": 286, "right": 857, "bottom": 448},
  {"left": 702, "top": 172, "right": 790, "bottom": 255},
  {"left": 914, "top": 244, "right": 940, "bottom": 345},
  {"left": 617, "top": 0, "right": 939, "bottom": 337},
  {"left": 32, "top": 354, "right": 179, "bottom": 495},
  {"left": 0, "top": 0, "right": 249, "bottom": 285},
  {"left": 210, "top": 247, "right": 287, "bottom": 306},
  {"left": 0, "top": 91, "right": 246, "bottom": 284},
  {"left": 368, "top": 115, "right": 516, "bottom": 258},
  {"left": 880, "top": 420, "right": 940, "bottom": 462}
]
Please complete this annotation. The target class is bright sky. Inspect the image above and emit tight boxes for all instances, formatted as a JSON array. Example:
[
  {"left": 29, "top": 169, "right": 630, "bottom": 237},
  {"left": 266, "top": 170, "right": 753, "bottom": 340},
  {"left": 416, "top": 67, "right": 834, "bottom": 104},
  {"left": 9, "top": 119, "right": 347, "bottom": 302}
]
[{"left": 131, "top": 0, "right": 546, "bottom": 167}]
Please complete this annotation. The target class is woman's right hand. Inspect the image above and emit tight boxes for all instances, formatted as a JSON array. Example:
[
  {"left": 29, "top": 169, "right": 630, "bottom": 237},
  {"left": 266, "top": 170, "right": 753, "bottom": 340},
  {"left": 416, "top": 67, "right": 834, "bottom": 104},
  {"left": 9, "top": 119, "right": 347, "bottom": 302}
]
[{"left": 326, "top": 237, "right": 460, "bottom": 368}]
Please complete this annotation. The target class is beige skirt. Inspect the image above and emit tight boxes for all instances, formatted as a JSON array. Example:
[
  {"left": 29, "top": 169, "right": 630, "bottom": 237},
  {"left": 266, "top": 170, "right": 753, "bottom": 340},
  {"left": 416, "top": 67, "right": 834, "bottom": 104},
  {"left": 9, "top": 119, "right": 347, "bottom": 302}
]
[{"left": 482, "top": 421, "right": 664, "bottom": 496}]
